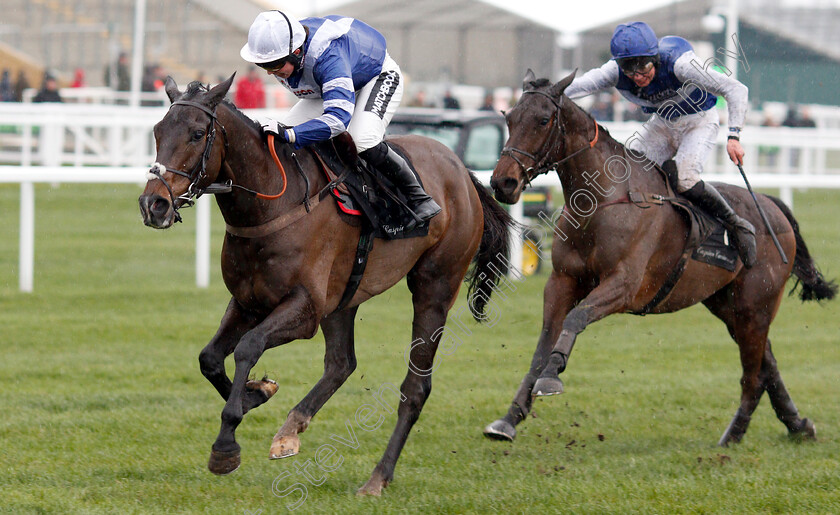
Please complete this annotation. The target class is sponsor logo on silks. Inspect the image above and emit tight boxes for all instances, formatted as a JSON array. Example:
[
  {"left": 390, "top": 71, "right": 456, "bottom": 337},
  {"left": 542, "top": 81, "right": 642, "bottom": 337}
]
[
  {"left": 639, "top": 87, "right": 679, "bottom": 104},
  {"left": 293, "top": 89, "right": 317, "bottom": 97},
  {"left": 365, "top": 70, "right": 399, "bottom": 119}
]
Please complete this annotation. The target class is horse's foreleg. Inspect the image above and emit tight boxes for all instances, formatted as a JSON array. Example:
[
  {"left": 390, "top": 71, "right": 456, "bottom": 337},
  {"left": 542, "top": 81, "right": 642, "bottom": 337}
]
[
  {"left": 199, "top": 298, "right": 262, "bottom": 403},
  {"left": 484, "top": 272, "right": 579, "bottom": 441},
  {"left": 208, "top": 288, "right": 319, "bottom": 476},
  {"left": 270, "top": 307, "right": 359, "bottom": 460},
  {"left": 533, "top": 274, "right": 635, "bottom": 396}
]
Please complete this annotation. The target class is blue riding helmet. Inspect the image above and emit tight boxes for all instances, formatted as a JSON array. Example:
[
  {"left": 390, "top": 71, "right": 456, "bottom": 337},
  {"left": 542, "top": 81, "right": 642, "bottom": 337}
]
[{"left": 610, "top": 22, "right": 658, "bottom": 59}]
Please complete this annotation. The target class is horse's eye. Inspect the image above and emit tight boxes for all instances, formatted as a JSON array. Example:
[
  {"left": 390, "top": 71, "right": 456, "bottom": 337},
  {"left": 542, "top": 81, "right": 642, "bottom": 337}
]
[
  {"left": 540, "top": 117, "right": 551, "bottom": 126},
  {"left": 192, "top": 130, "right": 205, "bottom": 141}
]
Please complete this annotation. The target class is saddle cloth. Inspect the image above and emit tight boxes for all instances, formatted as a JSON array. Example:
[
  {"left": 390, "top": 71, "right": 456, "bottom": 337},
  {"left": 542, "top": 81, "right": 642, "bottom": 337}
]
[
  {"left": 311, "top": 137, "right": 431, "bottom": 240},
  {"left": 627, "top": 185, "right": 740, "bottom": 315},
  {"left": 691, "top": 223, "right": 739, "bottom": 272}
]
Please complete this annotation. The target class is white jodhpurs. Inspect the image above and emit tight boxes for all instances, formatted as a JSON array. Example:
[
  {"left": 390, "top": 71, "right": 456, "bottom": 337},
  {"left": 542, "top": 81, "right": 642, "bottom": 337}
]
[{"left": 626, "top": 110, "right": 720, "bottom": 192}]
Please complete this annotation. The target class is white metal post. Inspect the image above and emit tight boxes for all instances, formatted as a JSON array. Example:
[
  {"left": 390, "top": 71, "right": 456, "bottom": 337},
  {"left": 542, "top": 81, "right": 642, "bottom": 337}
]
[
  {"left": 129, "top": 0, "right": 147, "bottom": 109},
  {"left": 725, "top": 0, "right": 739, "bottom": 81},
  {"left": 19, "top": 182, "right": 34, "bottom": 292}
]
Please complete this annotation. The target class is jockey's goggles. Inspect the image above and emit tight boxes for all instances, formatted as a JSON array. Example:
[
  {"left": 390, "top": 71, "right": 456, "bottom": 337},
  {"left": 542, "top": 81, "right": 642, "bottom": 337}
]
[
  {"left": 618, "top": 57, "right": 656, "bottom": 78},
  {"left": 256, "top": 56, "right": 290, "bottom": 72}
]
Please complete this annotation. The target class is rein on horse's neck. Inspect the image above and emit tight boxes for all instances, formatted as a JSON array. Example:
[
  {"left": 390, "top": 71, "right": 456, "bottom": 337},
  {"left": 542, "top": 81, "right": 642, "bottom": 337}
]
[{"left": 211, "top": 105, "right": 333, "bottom": 236}]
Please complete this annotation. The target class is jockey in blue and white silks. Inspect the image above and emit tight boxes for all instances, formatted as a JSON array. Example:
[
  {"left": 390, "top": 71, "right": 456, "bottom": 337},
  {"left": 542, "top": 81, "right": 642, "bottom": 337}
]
[
  {"left": 564, "top": 21, "right": 756, "bottom": 268},
  {"left": 240, "top": 11, "right": 440, "bottom": 224}
]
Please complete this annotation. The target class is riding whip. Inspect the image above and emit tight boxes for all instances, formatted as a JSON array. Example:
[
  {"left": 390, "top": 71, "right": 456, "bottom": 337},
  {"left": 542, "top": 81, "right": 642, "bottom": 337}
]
[{"left": 737, "top": 164, "right": 788, "bottom": 264}]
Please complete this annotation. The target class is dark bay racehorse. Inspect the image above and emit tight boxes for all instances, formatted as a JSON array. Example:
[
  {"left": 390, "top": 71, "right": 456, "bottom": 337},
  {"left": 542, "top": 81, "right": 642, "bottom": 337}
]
[
  {"left": 484, "top": 70, "right": 836, "bottom": 446},
  {"left": 138, "top": 75, "right": 514, "bottom": 495}
]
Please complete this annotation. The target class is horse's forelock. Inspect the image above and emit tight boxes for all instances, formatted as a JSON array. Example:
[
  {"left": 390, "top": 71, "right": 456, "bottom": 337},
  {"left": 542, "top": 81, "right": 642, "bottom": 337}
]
[
  {"left": 182, "top": 81, "right": 210, "bottom": 100},
  {"left": 530, "top": 78, "right": 551, "bottom": 89}
]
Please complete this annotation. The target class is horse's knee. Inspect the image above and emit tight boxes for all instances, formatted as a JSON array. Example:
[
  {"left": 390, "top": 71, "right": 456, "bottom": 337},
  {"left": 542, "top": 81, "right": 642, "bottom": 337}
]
[{"left": 199, "top": 347, "right": 222, "bottom": 377}]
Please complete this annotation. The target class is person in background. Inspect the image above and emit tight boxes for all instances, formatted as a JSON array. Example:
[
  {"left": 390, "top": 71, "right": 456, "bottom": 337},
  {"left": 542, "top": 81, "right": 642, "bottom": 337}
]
[
  {"left": 563, "top": 21, "right": 756, "bottom": 268},
  {"left": 479, "top": 91, "right": 495, "bottom": 111},
  {"left": 233, "top": 66, "right": 266, "bottom": 109},
  {"left": 239, "top": 10, "right": 440, "bottom": 223},
  {"left": 13, "top": 70, "right": 30, "bottom": 102},
  {"left": 104, "top": 52, "right": 131, "bottom": 92},
  {"left": 0, "top": 69, "right": 13, "bottom": 101},
  {"left": 442, "top": 89, "right": 460, "bottom": 109},
  {"left": 70, "top": 68, "right": 86, "bottom": 88},
  {"left": 407, "top": 89, "right": 432, "bottom": 108},
  {"left": 33, "top": 73, "right": 63, "bottom": 103}
]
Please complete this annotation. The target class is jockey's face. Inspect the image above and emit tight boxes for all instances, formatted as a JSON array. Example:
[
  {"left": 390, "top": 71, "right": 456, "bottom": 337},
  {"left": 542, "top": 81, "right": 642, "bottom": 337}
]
[
  {"left": 257, "top": 49, "right": 300, "bottom": 79},
  {"left": 619, "top": 58, "right": 656, "bottom": 88},
  {"left": 264, "top": 61, "right": 294, "bottom": 79},
  {"left": 630, "top": 65, "right": 655, "bottom": 87}
]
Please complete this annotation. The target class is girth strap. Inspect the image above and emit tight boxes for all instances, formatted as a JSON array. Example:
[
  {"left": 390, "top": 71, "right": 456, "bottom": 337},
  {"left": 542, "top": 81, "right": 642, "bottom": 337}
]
[
  {"left": 633, "top": 246, "right": 694, "bottom": 315},
  {"left": 568, "top": 191, "right": 702, "bottom": 315},
  {"left": 334, "top": 222, "right": 375, "bottom": 312}
]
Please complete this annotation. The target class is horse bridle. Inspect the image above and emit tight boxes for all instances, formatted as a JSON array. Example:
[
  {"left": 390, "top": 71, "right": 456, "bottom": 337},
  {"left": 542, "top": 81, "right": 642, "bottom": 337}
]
[
  {"left": 500, "top": 90, "right": 598, "bottom": 186},
  {"left": 146, "top": 100, "right": 228, "bottom": 223}
]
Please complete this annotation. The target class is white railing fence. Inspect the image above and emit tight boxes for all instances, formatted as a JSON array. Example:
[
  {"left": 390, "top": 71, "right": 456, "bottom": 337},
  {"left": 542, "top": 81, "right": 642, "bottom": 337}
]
[{"left": 2, "top": 103, "right": 840, "bottom": 292}]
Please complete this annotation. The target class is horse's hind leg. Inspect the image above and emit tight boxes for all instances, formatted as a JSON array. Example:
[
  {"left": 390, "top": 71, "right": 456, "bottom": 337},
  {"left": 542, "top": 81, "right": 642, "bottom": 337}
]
[
  {"left": 199, "top": 298, "right": 277, "bottom": 412},
  {"left": 484, "top": 271, "right": 580, "bottom": 441},
  {"left": 269, "top": 307, "right": 359, "bottom": 459},
  {"left": 357, "top": 267, "right": 463, "bottom": 496},
  {"left": 761, "top": 341, "right": 816, "bottom": 440},
  {"left": 703, "top": 288, "right": 776, "bottom": 446}
]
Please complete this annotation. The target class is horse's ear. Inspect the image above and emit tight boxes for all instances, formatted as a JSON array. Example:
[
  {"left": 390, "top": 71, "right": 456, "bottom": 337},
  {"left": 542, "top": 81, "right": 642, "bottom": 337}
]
[
  {"left": 164, "top": 76, "right": 180, "bottom": 103},
  {"left": 522, "top": 69, "right": 537, "bottom": 90},
  {"left": 208, "top": 73, "right": 236, "bottom": 107},
  {"left": 549, "top": 69, "right": 578, "bottom": 98}
]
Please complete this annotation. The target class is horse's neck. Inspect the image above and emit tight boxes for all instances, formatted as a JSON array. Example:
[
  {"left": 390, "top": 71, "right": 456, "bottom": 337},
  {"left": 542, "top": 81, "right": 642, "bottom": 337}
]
[
  {"left": 556, "top": 106, "right": 665, "bottom": 202},
  {"left": 216, "top": 111, "right": 323, "bottom": 225}
]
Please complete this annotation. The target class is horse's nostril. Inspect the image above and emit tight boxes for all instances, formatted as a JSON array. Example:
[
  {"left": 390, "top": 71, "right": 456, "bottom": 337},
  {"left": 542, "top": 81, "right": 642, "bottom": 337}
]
[
  {"left": 493, "top": 177, "right": 518, "bottom": 194},
  {"left": 151, "top": 197, "right": 170, "bottom": 217}
]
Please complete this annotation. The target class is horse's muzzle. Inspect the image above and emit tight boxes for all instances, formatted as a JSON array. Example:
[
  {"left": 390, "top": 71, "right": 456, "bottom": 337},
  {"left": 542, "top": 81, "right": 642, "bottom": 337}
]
[
  {"left": 138, "top": 193, "right": 175, "bottom": 229},
  {"left": 489, "top": 176, "right": 521, "bottom": 205}
]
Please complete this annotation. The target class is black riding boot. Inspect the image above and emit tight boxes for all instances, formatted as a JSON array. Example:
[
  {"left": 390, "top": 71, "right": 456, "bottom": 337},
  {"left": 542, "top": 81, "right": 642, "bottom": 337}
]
[
  {"left": 360, "top": 141, "right": 441, "bottom": 224},
  {"left": 682, "top": 180, "right": 757, "bottom": 269}
]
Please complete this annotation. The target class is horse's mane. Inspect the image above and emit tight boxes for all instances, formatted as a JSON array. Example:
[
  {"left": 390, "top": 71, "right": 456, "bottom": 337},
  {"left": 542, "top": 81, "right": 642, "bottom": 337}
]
[{"left": 181, "top": 80, "right": 262, "bottom": 133}]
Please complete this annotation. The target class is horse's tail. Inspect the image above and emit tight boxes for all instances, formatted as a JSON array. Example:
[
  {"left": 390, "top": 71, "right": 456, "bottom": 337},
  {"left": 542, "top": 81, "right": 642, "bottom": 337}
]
[
  {"left": 465, "top": 172, "right": 519, "bottom": 322},
  {"left": 767, "top": 195, "right": 838, "bottom": 302}
]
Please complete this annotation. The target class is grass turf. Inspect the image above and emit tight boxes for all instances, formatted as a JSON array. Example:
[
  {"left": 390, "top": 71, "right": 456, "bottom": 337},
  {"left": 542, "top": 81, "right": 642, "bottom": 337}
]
[{"left": 1, "top": 184, "right": 838, "bottom": 514}]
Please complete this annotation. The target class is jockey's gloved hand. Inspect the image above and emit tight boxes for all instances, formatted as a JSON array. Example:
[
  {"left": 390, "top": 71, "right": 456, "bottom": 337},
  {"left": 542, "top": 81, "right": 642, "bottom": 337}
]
[{"left": 259, "top": 118, "right": 295, "bottom": 144}]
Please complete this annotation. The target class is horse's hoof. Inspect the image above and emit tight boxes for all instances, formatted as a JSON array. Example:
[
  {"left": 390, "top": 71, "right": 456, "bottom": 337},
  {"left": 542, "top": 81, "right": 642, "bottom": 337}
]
[
  {"left": 483, "top": 419, "right": 516, "bottom": 441},
  {"left": 356, "top": 472, "right": 388, "bottom": 497},
  {"left": 790, "top": 418, "right": 817, "bottom": 441},
  {"left": 246, "top": 378, "right": 278, "bottom": 399},
  {"left": 269, "top": 434, "right": 300, "bottom": 459},
  {"left": 718, "top": 430, "right": 744, "bottom": 447},
  {"left": 208, "top": 447, "right": 241, "bottom": 475},
  {"left": 532, "top": 376, "right": 564, "bottom": 396}
]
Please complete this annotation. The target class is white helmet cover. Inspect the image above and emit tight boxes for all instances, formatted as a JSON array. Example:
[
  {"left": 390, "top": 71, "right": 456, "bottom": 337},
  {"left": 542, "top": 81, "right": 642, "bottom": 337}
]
[{"left": 240, "top": 11, "right": 306, "bottom": 64}]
